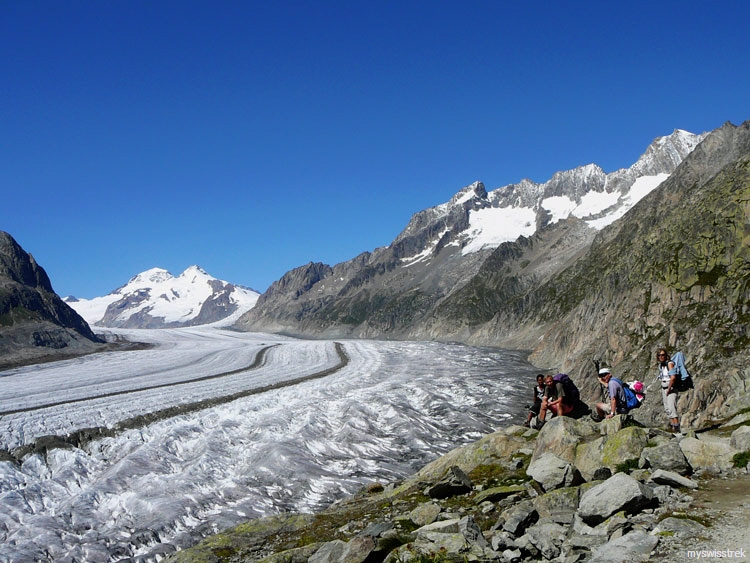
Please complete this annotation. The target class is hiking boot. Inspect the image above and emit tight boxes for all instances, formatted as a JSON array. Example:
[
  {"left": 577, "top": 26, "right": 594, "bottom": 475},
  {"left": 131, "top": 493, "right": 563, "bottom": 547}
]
[{"left": 590, "top": 413, "right": 603, "bottom": 422}]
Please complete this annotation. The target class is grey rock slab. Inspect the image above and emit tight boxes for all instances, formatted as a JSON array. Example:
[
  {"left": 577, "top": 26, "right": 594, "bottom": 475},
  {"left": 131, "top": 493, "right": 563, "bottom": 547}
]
[{"left": 578, "top": 472, "right": 655, "bottom": 525}]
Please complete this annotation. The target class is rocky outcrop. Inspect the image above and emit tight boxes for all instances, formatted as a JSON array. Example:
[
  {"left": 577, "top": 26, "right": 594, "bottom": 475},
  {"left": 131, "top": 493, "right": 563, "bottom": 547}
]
[
  {"left": 165, "top": 412, "right": 750, "bottom": 563},
  {"left": 0, "top": 231, "right": 103, "bottom": 368}
]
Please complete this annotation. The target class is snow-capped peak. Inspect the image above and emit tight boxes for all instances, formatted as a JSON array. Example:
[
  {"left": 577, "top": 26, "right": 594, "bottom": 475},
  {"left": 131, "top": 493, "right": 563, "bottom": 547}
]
[
  {"left": 398, "top": 129, "right": 707, "bottom": 262},
  {"left": 65, "top": 266, "right": 259, "bottom": 328},
  {"left": 125, "top": 267, "right": 174, "bottom": 288}
]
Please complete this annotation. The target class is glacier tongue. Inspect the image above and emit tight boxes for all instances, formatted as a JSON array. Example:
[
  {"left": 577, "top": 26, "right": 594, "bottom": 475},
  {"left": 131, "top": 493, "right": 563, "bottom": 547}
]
[{"left": 0, "top": 329, "right": 532, "bottom": 561}]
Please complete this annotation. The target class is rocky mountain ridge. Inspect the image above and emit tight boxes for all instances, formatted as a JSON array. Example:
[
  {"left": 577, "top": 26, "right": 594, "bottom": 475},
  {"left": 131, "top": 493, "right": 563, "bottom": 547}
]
[
  {"left": 65, "top": 266, "right": 260, "bottom": 328},
  {"left": 235, "top": 129, "right": 704, "bottom": 339},
  {"left": 0, "top": 231, "right": 104, "bottom": 369}
]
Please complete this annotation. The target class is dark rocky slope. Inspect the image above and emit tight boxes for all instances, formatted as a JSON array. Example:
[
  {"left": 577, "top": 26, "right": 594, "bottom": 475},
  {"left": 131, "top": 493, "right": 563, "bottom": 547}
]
[{"left": 0, "top": 231, "right": 104, "bottom": 369}]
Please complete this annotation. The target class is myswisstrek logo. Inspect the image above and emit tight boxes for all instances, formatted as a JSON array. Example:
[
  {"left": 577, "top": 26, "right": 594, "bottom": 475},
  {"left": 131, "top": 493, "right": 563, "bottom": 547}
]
[{"left": 687, "top": 548, "right": 747, "bottom": 558}]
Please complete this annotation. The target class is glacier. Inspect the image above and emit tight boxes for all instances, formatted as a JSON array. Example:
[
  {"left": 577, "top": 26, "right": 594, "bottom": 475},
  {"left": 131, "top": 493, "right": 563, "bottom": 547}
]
[{"left": 0, "top": 327, "right": 534, "bottom": 562}]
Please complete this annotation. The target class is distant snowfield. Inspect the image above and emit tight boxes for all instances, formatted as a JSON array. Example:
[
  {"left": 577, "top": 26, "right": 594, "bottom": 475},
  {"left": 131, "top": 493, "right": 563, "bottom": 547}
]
[
  {"left": 0, "top": 327, "right": 533, "bottom": 562},
  {"left": 459, "top": 172, "right": 671, "bottom": 255}
]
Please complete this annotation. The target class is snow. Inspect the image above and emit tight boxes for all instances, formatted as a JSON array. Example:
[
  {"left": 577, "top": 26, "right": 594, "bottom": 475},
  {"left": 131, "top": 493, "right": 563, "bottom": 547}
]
[
  {"left": 0, "top": 327, "right": 533, "bottom": 561},
  {"left": 542, "top": 196, "right": 578, "bottom": 222},
  {"left": 461, "top": 206, "right": 537, "bottom": 254},
  {"left": 66, "top": 266, "right": 259, "bottom": 326},
  {"left": 573, "top": 189, "right": 621, "bottom": 218},
  {"left": 586, "top": 173, "right": 669, "bottom": 229}
]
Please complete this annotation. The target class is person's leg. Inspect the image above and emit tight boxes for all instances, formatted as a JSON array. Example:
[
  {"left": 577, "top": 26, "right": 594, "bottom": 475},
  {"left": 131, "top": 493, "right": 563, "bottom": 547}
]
[
  {"left": 538, "top": 398, "right": 549, "bottom": 422},
  {"left": 665, "top": 391, "right": 680, "bottom": 432},
  {"left": 661, "top": 387, "right": 673, "bottom": 430}
]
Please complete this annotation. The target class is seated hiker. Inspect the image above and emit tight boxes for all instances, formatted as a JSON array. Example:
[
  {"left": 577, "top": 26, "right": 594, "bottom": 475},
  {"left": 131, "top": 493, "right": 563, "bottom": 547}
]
[
  {"left": 539, "top": 374, "right": 575, "bottom": 422},
  {"left": 594, "top": 367, "right": 630, "bottom": 420},
  {"left": 525, "top": 374, "right": 546, "bottom": 427}
]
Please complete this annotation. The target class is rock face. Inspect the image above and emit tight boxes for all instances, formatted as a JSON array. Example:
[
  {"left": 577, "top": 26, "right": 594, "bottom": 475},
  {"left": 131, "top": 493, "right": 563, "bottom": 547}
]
[{"left": 0, "top": 231, "right": 103, "bottom": 368}]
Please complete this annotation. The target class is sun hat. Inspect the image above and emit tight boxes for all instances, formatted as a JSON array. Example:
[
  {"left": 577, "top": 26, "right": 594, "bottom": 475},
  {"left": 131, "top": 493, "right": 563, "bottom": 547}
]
[{"left": 598, "top": 367, "right": 611, "bottom": 376}]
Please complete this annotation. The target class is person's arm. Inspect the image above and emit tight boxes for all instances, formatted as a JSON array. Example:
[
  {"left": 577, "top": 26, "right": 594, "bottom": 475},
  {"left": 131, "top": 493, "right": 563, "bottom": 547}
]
[
  {"left": 607, "top": 394, "right": 617, "bottom": 418},
  {"left": 606, "top": 381, "right": 617, "bottom": 418}
]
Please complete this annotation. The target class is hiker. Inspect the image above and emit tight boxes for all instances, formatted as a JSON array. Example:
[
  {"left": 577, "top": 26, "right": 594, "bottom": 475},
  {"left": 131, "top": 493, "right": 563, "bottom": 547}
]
[
  {"left": 525, "top": 374, "right": 546, "bottom": 427},
  {"left": 593, "top": 368, "right": 629, "bottom": 420},
  {"left": 538, "top": 374, "right": 575, "bottom": 422},
  {"left": 656, "top": 348, "right": 681, "bottom": 433}
]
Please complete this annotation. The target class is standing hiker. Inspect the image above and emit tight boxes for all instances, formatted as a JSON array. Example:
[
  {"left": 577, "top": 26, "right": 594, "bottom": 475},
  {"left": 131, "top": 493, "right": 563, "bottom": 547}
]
[{"left": 656, "top": 348, "right": 681, "bottom": 433}]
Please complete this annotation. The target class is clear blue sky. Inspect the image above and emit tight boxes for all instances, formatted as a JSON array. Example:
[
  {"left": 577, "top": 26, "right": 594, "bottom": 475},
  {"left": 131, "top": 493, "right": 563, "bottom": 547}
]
[{"left": 2, "top": 1, "right": 748, "bottom": 298}]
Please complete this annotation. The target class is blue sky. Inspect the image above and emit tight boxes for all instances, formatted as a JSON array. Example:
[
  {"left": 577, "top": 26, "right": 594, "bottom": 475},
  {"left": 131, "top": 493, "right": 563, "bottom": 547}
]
[{"left": 2, "top": 1, "right": 748, "bottom": 298}]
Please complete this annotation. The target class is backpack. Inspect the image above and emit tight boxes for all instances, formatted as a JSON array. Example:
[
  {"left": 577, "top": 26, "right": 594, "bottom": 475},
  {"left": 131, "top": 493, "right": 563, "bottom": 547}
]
[
  {"left": 668, "top": 351, "right": 694, "bottom": 392},
  {"left": 612, "top": 377, "right": 641, "bottom": 410},
  {"left": 552, "top": 373, "right": 580, "bottom": 403}
]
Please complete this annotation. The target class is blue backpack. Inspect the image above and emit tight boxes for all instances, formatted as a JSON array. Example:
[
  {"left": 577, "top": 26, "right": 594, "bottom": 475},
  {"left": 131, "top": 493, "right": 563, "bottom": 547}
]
[{"left": 612, "top": 377, "right": 641, "bottom": 410}]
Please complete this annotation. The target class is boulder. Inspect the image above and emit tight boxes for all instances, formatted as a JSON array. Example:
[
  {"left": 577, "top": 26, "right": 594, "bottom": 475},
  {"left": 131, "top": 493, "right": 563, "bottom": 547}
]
[
  {"left": 533, "top": 485, "right": 580, "bottom": 524},
  {"left": 309, "top": 537, "right": 376, "bottom": 563},
  {"left": 525, "top": 520, "right": 567, "bottom": 560},
  {"left": 589, "top": 530, "right": 659, "bottom": 562},
  {"left": 410, "top": 427, "right": 531, "bottom": 483},
  {"left": 500, "top": 500, "right": 539, "bottom": 536},
  {"left": 639, "top": 439, "right": 690, "bottom": 474},
  {"left": 730, "top": 425, "right": 750, "bottom": 452},
  {"left": 648, "top": 469, "right": 699, "bottom": 489},
  {"left": 679, "top": 436, "right": 738, "bottom": 474},
  {"left": 600, "top": 427, "right": 649, "bottom": 471},
  {"left": 458, "top": 515, "right": 489, "bottom": 549},
  {"left": 409, "top": 502, "right": 442, "bottom": 527},
  {"left": 578, "top": 473, "right": 655, "bottom": 525},
  {"left": 531, "top": 417, "right": 599, "bottom": 466},
  {"left": 426, "top": 465, "right": 473, "bottom": 499},
  {"left": 527, "top": 452, "right": 584, "bottom": 492},
  {"left": 410, "top": 516, "right": 498, "bottom": 561},
  {"left": 574, "top": 437, "right": 606, "bottom": 481},
  {"left": 598, "top": 415, "right": 627, "bottom": 436},
  {"left": 651, "top": 516, "right": 708, "bottom": 538},
  {"left": 475, "top": 484, "right": 527, "bottom": 504}
]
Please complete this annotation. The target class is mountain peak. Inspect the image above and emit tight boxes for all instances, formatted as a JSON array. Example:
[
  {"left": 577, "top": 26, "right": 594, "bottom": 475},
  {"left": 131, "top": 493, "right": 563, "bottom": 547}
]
[
  {"left": 67, "top": 266, "right": 259, "bottom": 328},
  {"left": 449, "top": 181, "right": 487, "bottom": 206},
  {"left": 126, "top": 268, "right": 174, "bottom": 288},
  {"left": 180, "top": 265, "right": 211, "bottom": 279}
]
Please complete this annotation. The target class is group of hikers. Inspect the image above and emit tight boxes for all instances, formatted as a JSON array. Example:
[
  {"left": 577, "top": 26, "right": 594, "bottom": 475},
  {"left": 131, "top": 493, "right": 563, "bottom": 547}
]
[{"left": 525, "top": 347, "right": 690, "bottom": 434}]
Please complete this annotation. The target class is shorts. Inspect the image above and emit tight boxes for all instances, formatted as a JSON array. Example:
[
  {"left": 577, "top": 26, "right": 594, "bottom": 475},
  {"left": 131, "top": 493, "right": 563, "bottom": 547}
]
[{"left": 549, "top": 402, "right": 574, "bottom": 416}]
